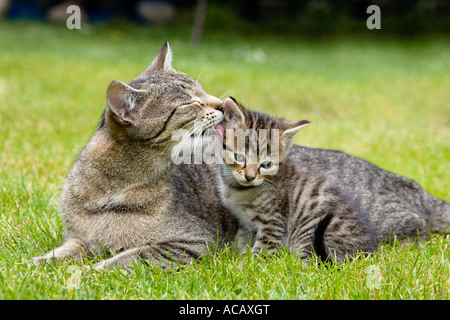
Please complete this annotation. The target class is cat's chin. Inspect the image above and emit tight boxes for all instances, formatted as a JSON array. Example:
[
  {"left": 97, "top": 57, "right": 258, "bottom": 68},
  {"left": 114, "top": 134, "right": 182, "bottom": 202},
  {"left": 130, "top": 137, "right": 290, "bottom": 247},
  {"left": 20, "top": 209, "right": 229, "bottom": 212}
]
[{"left": 236, "top": 180, "right": 264, "bottom": 188}]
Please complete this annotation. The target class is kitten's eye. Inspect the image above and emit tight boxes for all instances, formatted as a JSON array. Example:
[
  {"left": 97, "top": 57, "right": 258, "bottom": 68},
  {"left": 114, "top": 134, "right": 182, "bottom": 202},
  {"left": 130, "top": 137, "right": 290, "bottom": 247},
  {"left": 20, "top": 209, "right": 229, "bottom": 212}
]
[
  {"left": 234, "top": 153, "right": 245, "bottom": 163},
  {"left": 260, "top": 161, "right": 273, "bottom": 169}
]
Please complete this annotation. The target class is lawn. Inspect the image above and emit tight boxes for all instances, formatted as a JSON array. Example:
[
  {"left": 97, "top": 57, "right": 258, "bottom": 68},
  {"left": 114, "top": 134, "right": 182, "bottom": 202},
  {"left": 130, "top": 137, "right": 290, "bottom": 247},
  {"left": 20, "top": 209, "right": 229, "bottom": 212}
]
[{"left": 0, "top": 20, "right": 449, "bottom": 300}]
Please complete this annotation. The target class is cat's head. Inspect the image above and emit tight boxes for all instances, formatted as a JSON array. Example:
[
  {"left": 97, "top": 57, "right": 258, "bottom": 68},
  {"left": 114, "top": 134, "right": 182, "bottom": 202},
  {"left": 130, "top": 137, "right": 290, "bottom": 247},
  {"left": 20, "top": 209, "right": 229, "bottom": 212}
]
[
  {"left": 102, "top": 42, "right": 223, "bottom": 152},
  {"left": 218, "top": 97, "right": 309, "bottom": 188}
]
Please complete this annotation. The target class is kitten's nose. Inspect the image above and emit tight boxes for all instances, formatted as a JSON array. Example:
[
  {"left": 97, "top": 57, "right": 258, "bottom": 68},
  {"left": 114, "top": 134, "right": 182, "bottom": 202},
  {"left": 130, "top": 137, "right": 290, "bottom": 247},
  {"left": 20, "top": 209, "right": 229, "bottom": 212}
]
[{"left": 244, "top": 174, "right": 256, "bottom": 182}]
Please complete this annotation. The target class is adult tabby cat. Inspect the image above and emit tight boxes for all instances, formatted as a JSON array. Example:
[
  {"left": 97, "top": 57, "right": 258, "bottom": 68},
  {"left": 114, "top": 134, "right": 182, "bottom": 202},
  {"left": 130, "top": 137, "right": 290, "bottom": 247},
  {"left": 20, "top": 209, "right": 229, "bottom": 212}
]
[
  {"left": 32, "top": 43, "right": 237, "bottom": 270},
  {"left": 217, "top": 98, "right": 375, "bottom": 262}
]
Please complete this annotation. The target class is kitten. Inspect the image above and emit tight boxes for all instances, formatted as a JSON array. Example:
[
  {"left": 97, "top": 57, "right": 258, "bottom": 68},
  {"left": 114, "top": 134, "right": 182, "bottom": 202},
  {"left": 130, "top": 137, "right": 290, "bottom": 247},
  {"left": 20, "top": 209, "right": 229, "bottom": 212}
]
[
  {"left": 217, "top": 98, "right": 375, "bottom": 263},
  {"left": 32, "top": 43, "right": 237, "bottom": 270}
]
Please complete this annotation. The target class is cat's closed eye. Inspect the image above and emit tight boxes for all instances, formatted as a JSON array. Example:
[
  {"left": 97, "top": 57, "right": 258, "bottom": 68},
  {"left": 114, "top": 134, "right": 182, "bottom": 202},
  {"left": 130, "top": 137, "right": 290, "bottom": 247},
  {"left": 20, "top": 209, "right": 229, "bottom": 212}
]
[{"left": 179, "top": 100, "right": 200, "bottom": 108}]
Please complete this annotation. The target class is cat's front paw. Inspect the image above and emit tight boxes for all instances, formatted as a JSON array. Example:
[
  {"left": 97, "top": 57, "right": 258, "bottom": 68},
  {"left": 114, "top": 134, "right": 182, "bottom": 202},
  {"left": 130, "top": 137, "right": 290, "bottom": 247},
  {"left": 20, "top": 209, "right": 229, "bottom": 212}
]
[
  {"left": 92, "top": 252, "right": 138, "bottom": 274},
  {"left": 93, "top": 260, "right": 132, "bottom": 274},
  {"left": 31, "top": 238, "right": 88, "bottom": 267},
  {"left": 31, "top": 254, "right": 55, "bottom": 266},
  {"left": 251, "top": 241, "right": 280, "bottom": 256}
]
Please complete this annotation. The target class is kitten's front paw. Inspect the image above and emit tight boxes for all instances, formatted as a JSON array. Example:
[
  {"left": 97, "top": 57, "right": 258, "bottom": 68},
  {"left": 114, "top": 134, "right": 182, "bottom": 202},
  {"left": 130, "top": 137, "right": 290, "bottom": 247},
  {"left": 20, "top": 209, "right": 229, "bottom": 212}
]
[{"left": 251, "top": 241, "right": 279, "bottom": 257}]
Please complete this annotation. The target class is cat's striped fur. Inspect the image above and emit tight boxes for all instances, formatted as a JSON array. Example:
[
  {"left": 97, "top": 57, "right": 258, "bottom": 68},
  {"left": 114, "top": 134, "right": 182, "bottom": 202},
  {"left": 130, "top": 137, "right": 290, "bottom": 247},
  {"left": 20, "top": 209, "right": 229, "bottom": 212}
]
[
  {"left": 31, "top": 44, "right": 449, "bottom": 271},
  {"left": 32, "top": 43, "right": 237, "bottom": 270},
  {"left": 218, "top": 98, "right": 375, "bottom": 263}
]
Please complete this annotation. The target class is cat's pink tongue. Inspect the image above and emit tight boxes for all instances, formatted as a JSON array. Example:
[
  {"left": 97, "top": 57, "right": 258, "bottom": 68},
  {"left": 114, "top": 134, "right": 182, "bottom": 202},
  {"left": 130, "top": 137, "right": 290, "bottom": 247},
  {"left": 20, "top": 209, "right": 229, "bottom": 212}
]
[{"left": 215, "top": 124, "right": 224, "bottom": 140}]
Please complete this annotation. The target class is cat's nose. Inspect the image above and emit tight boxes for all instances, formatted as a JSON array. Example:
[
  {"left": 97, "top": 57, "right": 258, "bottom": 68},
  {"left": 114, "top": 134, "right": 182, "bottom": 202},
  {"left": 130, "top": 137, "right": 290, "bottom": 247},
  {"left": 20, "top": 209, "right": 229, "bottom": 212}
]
[
  {"left": 216, "top": 102, "right": 224, "bottom": 112},
  {"left": 204, "top": 94, "right": 223, "bottom": 110},
  {"left": 244, "top": 174, "right": 256, "bottom": 182}
]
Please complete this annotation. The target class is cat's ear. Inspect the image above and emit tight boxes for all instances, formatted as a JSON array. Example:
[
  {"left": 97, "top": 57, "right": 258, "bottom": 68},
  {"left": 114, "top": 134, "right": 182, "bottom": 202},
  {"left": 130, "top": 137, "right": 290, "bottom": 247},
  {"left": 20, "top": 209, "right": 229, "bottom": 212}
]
[
  {"left": 281, "top": 120, "right": 310, "bottom": 150},
  {"left": 106, "top": 80, "right": 145, "bottom": 126},
  {"left": 222, "top": 97, "right": 246, "bottom": 126},
  {"left": 138, "top": 42, "right": 173, "bottom": 77}
]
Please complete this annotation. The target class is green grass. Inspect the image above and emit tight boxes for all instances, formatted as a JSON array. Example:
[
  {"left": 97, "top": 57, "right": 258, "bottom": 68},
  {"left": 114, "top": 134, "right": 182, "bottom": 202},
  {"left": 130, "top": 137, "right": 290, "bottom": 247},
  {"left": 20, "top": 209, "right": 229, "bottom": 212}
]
[{"left": 0, "top": 20, "right": 449, "bottom": 300}]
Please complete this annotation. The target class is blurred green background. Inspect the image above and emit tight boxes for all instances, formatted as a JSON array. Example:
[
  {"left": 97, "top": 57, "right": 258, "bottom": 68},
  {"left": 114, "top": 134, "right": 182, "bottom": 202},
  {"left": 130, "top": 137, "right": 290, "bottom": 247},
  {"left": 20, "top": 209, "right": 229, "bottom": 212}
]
[
  {"left": 0, "top": 0, "right": 449, "bottom": 299},
  {"left": 2, "top": 0, "right": 450, "bottom": 35},
  {"left": 1, "top": 0, "right": 448, "bottom": 194}
]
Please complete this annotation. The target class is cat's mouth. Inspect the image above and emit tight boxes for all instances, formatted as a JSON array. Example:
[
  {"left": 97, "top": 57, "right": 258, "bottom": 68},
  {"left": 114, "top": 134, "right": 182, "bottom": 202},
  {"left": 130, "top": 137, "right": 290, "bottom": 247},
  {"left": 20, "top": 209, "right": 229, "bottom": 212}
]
[
  {"left": 189, "top": 123, "right": 224, "bottom": 140},
  {"left": 238, "top": 180, "right": 263, "bottom": 187},
  {"left": 214, "top": 124, "right": 224, "bottom": 140},
  {"left": 230, "top": 180, "right": 263, "bottom": 190},
  {"left": 230, "top": 182, "right": 255, "bottom": 190}
]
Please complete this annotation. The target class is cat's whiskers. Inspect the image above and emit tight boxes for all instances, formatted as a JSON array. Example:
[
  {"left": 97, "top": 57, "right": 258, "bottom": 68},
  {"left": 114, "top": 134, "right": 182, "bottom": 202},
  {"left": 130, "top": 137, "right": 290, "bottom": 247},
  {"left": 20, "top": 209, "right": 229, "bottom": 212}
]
[
  {"left": 158, "top": 113, "right": 225, "bottom": 165},
  {"left": 219, "top": 89, "right": 239, "bottom": 101},
  {"left": 257, "top": 181, "right": 279, "bottom": 197},
  {"left": 181, "top": 119, "right": 198, "bottom": 130},
  {"left": 151, "top": 119, "right": 197, "bottom": 159},
  {"left": 196, "top": 64, "right": 209, "bottom": 82},
  {"left": 171, "top": 118, "right": 214, "bottom": 164},
  {"left": 169, "top": 129, "right": 195, "bottom": 164},
  {"left": 204, "top": 127, "right": 223, "bottom": 144},
  {"left": 191, "top": 122, "right": 207, "bottom": 156},
  {"left": 221, "top": 170, "right": 239, "bottom": 188},
  {"left": 264, "top": 179, "right": 280, "bottom": 195}
]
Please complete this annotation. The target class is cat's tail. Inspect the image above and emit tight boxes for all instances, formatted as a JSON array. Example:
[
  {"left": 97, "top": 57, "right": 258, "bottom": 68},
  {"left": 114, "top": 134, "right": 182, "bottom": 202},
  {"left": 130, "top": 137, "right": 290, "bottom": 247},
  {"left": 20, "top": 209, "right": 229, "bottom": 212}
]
[{"left": 424, "top": 192, "right": 450, "bottom": 234}]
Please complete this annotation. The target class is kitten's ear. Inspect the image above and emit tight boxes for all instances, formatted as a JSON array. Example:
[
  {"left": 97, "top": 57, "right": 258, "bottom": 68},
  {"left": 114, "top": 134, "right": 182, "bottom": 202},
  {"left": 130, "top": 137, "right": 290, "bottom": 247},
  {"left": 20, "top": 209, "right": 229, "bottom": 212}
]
[
  {"left": 106, "top": 80, "right": 145, "bottom": 126},
  {"left": 222, "top": 97, "right": 246, "bottom": 126},
  {"left": 281, "top": 120, "right": 310, "bottom": 150},
  {"left": 138, "top": 42, "right": 173, "bottom": 77}
]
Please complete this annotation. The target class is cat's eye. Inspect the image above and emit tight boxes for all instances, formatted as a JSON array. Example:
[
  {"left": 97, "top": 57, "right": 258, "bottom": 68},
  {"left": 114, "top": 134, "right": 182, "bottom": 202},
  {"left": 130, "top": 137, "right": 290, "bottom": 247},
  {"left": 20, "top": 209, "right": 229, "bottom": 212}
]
[
  {"left": 260, "top": 161, "right": 273, "bottom": 169},
  {"left": 180, "top": 101, "right": 200, "bottom": 108},
  {"left": 234, "top": 153, "right": 245, "bottom": 163}
]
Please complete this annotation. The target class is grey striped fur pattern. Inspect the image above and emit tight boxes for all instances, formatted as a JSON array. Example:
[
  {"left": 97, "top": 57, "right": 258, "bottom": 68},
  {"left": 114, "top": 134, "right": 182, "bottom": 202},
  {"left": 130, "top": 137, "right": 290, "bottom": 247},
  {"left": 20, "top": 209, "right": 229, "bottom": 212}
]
[
  {"left": 218, "top": 98, "right": 376, "bottom": 263},
  {"left": 32, "top": 43, "right": 237, "bottom": 270}
]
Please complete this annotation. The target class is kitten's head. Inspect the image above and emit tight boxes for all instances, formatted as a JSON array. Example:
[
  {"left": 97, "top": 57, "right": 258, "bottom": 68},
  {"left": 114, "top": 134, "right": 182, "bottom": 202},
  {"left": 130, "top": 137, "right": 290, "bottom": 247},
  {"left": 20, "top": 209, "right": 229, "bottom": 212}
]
[
  {"left": 102, "top": 42, "right": 223, "bottom": 152},
  {"left": 218, "top": 97, "right": 309, "bottom": 188}
]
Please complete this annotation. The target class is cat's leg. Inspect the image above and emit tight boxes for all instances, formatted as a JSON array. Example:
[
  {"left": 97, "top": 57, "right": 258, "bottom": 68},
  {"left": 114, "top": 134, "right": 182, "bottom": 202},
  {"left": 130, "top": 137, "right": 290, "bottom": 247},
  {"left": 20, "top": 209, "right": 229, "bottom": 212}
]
[
  {"left": 32, "top": 238, "right": 87, "bottom": 266},
  {"left": 251, "top": 222, "right": 286, "bottom": 256},
  {"left": 93, "top": 247, "right": 149, "bottom": 271},
  {"left": 93, "top": 239, "right": 210, "bottom": 271},
  {"left": 234, "top": 227, "right": 253, "bottom": 255},
  {"left": 319, "top": 214, "right": 376, "bottom": 264},
  {"left": 376, "top": 210, "right": 429, "bottom": 244},
  {"left": 252, "top": 238, "right": 281, "bottom": 255}
]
